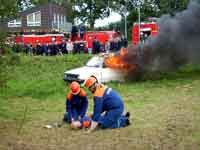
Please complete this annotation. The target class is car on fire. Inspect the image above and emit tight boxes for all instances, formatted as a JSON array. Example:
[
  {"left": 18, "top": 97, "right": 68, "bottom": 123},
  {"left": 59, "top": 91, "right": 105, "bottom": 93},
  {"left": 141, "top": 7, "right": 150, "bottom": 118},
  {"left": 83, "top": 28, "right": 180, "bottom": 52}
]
[{"left": 63, "top": 54, "right": 126, "bottom": 83}]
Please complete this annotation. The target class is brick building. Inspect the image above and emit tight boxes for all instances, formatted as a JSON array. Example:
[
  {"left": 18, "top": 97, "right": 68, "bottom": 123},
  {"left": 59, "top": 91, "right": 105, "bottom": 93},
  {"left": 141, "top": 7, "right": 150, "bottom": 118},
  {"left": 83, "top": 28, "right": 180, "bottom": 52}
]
[{"left": 1, "top": 3, "right": 72, "bottom": 34}]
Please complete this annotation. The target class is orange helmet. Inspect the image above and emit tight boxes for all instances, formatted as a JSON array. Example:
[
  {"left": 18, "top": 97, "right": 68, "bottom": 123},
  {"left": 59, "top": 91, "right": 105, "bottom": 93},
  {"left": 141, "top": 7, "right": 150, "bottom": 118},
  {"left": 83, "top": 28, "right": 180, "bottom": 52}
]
[
  {"left": 81, "top": 116, "right": 91, "bottom": 128},
  {"left": 70, "top": 81, "right": 80, "bottom": 95},
  {"left": 82, "top": 120, "right": 91, "bottom": 128},
  {"left": 84, "top": 76, "right": 97, "bottom": 88}
]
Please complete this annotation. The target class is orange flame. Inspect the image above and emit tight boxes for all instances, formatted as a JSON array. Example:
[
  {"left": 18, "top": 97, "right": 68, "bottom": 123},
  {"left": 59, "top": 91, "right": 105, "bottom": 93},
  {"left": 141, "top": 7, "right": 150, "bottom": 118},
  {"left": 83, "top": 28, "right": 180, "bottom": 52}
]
[{"left": 104, "top": 48, "right": 136, "bottom": 72}]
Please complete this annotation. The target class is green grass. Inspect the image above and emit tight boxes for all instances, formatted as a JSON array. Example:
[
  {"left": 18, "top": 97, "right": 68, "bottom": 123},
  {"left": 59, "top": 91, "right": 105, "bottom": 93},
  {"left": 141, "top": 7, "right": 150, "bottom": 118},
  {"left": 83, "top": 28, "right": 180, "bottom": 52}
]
[
  {"left": 0, "top": 54, "right": 92, "bottom": 120},
  {"left": 0, "top": 54, "right": 200, "bottom": 150}
]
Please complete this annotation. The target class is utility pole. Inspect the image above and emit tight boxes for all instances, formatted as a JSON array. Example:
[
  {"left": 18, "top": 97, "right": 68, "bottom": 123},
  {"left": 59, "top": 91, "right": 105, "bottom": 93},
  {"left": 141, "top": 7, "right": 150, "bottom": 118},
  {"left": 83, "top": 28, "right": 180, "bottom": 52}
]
[
  {"left": 125, "top": 12, "right": 127, "bottom": 39},
  {"left": 138, "top": 4, "right": 141, "bottom": 44},
  {"left": 120, "top": 5, "right": 128, "bottom": 39},
  {"left": 127, "top": 0, "right": 141, "bottom": 44},
  {"left": 124, "top": 5, "right": 128, "bottom": 39}
]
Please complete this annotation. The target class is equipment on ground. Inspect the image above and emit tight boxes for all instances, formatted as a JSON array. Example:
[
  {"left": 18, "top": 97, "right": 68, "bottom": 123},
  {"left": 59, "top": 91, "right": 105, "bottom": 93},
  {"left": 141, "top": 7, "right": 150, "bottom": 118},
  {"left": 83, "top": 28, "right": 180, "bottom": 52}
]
[{"left": 43, "top": 121, "right": 64, "bottom": 129}]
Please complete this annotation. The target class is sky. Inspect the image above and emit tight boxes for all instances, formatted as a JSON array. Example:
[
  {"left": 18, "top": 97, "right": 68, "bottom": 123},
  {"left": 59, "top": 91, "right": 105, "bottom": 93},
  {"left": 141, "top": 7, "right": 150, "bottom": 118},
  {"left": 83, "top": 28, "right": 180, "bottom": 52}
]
[{"left": 94, "top": 12, "right": 122, "bottom": 28}]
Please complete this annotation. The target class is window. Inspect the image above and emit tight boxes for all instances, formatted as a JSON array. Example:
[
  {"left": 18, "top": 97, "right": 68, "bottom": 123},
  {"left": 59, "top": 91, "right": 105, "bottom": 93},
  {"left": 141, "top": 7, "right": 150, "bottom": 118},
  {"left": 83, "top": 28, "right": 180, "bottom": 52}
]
[
  {"left": 60, "top": 15, "right": 63, "bottom": 24},
  {"left": 8, "top": 19, "right": 21, "bottom": 27},
  {"left": 27, "top": 11, "right": 41, "bottom": 26},
  {"left": 54, "top": 13, "right": 57, "bottom": 23},
  {"left": 57, "top": 14, "right": 60, "bottom": 25},
  {"left": 64, "top": 16, "right": 66, "bottom": 24},
  {"left": 61, "top": 15, "right": 65, "bottom": 24}
]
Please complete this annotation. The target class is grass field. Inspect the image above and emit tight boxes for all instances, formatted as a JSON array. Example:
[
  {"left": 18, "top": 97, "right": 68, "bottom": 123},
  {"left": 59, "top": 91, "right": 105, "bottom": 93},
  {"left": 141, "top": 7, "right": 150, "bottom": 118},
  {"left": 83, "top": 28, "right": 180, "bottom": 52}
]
[{"left": 0, "top": 54, "right": 200, "bottom": 150}]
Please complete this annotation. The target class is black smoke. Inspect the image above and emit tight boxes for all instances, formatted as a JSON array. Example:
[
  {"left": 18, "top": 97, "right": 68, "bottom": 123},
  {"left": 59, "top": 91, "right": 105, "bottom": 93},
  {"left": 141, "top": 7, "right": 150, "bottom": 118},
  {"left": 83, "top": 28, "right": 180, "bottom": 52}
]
[{"left": 125, "top": 0, "right": 200, "bottom": 73}]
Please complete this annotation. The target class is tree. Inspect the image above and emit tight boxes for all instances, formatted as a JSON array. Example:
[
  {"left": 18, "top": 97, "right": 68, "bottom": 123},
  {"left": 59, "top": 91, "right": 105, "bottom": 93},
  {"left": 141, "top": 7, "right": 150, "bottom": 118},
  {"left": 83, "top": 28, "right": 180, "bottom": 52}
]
[
  {"left": 155, "top": 0, "right": 190, "bottom": 16},
  {"left": 109, "top": 0, "right": 158, "bottom": 39},
  {"left": 0, "top": 0, "right": 19, "bottom": 55},
  {"left": 0, "top": 0, "right": 18, "bottom": 20},
  {"left": 71, "top": 0, "right": 111, "bottom": 28},
  {"left": 110, "top": 0, "right": 190, "bottom": 40}
]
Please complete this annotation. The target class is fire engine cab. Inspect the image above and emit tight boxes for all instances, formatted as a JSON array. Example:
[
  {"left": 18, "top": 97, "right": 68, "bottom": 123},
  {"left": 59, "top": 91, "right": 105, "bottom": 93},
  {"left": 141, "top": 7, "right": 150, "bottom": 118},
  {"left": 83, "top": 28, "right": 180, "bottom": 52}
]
[
  {"left": 72, "top": 31, "right": 119, "bottom": 49},
  {"left": 132, "top": 22, "right": 158, "bottom": 45},
  {"left": 84, "top": 31, "right": 118, "bottom": 49}
]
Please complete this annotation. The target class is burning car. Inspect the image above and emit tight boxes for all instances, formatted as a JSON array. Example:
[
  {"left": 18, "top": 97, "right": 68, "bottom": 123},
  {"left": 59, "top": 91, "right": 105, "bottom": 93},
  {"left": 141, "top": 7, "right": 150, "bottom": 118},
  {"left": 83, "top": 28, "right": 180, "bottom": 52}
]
[
  {"left": 64, "top": 54, "right": 126, "bottom": 83},
  {"left": 64, "top": 48, "right": 137, "bottom": 83}
]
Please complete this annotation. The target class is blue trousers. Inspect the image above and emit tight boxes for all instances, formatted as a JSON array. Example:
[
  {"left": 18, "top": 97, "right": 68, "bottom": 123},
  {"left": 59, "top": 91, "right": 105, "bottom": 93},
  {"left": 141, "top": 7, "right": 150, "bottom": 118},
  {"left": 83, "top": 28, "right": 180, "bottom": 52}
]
[
  {"left": 63, "top": 109, "right": 80, "bottom": 123},
  {"left": 98, "top": 108, "right": 129, "bottom": 129}
]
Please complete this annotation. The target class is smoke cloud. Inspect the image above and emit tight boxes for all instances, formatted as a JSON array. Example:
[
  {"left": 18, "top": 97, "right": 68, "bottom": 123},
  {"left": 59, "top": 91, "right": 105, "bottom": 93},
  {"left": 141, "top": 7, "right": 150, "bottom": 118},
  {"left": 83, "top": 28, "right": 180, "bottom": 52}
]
[{"left": 125, "top": 0, "right": 200, "bottom": 72}]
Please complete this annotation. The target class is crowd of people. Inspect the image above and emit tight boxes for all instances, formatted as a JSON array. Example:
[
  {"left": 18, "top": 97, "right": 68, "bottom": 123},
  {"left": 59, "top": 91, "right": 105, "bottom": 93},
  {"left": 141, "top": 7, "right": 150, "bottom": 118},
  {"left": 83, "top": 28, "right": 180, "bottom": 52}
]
[
  {"left": 12, "top": 35, "right": 128, "bottom": 56},
  {"left": 21, "top": 39, "right": 75, "bottom": 56}
]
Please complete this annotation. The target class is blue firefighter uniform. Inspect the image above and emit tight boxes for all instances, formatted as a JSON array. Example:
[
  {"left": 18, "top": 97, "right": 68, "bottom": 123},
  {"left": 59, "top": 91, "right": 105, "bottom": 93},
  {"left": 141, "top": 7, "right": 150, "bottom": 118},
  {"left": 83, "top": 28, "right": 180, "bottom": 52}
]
[
  {"left": 64, "top": 89, "right": 88, "bottom": 123},
  {"left": 92, "top": 85, "right": 128, "bottom": 129}
]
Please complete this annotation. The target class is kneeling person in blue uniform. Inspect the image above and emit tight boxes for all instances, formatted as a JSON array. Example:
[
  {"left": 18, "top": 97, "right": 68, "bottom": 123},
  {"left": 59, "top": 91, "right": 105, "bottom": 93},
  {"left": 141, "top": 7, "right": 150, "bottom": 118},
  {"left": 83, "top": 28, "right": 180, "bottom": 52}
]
[
  {"left": 84, "top": 76, "right": 130, "bottom": 132},
  {"left": 63, "top": 81, "right": 90, "bottom": 129}
]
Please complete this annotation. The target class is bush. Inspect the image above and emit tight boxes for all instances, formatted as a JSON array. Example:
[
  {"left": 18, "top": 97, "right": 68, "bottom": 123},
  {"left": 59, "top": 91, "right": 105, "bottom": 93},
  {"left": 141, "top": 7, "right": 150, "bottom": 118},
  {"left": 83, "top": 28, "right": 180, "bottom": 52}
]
[
  {"left": 0, "top": 56, "right": 9, "bottom": 90},
  {"left": 0, "top": 54, "right": 21, "bottom": 91},
  {"left": 0, "top": 31, "right": 7, "bottom": 55},
  {"left": 12, "top": 44, "right": 26, "bottom": 53}
]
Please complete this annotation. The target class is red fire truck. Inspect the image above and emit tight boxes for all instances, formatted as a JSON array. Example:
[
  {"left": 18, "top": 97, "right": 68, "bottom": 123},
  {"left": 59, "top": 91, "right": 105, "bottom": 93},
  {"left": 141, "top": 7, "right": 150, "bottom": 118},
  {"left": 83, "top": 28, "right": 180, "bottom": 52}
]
[
  {"left": 15, "top": 31, "right": 118, "bottom": 50},
  {"left": 132, "top": 22, "right": 158, "bottom": 45},
  {"left": 15, "top": 34, "right": 64, "bottom": 46}
]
